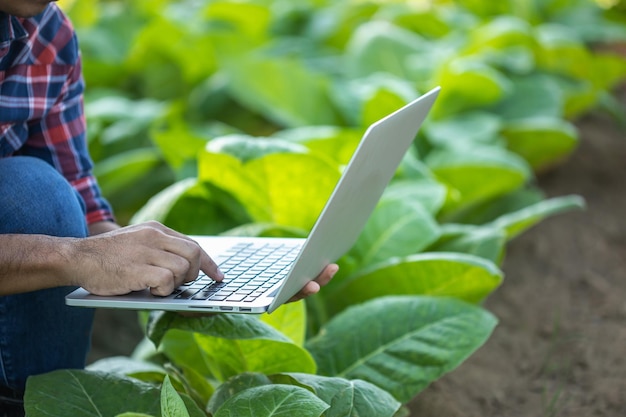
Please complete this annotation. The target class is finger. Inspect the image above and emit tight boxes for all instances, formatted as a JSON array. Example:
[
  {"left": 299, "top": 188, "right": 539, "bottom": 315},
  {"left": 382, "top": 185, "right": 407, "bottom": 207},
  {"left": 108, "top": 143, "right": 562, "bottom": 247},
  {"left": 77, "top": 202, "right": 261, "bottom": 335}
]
[
  {"left": 145, "top": 224, "right": 223, "bottom": 282},
  {"left": 145, "top": 249, "right": 191, "bottom": 288},
  {"left": 145, "top": 266, "right": 178, "bottom": 297},
  {"left": 288, "top": 281, "right": 320, "bottom": 303},
  {"left": 198, "top": 246, "right": 224, "bottom": 282},
  {"left": 314, "top": 264, "right": 339, "bottom": 287}
]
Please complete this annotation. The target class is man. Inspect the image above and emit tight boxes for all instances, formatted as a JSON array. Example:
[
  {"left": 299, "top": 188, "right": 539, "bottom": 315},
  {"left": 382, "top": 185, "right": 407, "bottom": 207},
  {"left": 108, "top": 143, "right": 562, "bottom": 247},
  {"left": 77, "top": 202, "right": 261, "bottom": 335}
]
[{"left": 0, "top": 1, "right": 338, "bottom": 415}]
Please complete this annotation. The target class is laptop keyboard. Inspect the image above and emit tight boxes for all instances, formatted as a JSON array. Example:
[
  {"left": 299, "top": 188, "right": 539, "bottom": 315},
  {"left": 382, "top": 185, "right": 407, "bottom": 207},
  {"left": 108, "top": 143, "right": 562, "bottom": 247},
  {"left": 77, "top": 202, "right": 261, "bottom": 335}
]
[{"left": 170, "top": 241, "right": 301, "bottom": 303}]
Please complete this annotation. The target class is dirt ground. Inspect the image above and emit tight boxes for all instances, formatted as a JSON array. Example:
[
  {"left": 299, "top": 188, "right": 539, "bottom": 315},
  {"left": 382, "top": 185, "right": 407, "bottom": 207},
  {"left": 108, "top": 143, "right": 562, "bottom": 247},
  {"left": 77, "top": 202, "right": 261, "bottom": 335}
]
[
  {"left": 409, "top": 87, "right": 626, "bottom": 417},
  {"left": 88, "top": 87, "right": 626, "bottom": 417}
]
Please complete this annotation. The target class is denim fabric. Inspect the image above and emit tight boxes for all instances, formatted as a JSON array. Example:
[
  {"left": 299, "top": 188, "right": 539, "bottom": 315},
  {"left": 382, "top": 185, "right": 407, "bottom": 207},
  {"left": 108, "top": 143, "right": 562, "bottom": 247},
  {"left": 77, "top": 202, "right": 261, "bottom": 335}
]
[{"left": 0, "top": 156, "right": 95, "bottom": 412}]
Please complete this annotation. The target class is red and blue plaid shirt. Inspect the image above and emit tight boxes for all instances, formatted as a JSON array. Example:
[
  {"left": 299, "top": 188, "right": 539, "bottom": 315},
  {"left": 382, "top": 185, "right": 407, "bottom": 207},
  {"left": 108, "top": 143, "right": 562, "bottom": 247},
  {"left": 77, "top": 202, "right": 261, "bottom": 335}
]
[{"left": 0, "top": 4, "right": 113, "bottom": 225}]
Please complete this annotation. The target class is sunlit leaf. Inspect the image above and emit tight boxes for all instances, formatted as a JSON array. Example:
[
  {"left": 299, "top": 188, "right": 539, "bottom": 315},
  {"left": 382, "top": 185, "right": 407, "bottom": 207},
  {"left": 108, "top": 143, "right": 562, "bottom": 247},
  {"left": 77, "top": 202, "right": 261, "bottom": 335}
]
[{"left": 325, "top": 252, "right": 502, "bottom": 314}]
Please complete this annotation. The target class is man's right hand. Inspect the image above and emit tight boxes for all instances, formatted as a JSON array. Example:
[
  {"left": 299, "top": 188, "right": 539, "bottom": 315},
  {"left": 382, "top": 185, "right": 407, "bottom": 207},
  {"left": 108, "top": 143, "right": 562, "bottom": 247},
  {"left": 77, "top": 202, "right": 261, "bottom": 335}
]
[{"left": 67, "top": 221, "right": 223, "bottom": 297}]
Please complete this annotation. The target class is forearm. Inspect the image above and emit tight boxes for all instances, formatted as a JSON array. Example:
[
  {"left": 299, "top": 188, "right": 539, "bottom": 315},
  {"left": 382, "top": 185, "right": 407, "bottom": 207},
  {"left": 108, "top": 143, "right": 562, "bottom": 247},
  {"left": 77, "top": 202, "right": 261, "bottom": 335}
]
[{"left": 0, "top": 234, "right": 76, "bottom": 295}]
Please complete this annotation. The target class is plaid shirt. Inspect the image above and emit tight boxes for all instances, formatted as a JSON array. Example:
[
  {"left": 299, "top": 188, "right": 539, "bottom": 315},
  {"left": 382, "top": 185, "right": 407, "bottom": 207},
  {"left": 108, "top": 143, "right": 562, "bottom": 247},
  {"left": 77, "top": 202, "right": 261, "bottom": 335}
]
[{"left": 0, "top": 4, "right": 113, "bottom": 225}]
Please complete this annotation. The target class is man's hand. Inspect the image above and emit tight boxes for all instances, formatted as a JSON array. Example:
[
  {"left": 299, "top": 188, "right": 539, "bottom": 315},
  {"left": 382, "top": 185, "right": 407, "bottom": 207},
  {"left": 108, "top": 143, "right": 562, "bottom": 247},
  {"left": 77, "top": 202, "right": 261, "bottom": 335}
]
[
  {"left": 68, "top": 220, "right": 338, "bottom": 303},
  {"left": 68, "top": 221, "right": 224, "bottom": 296},
  {"left": 288, "top": 263, "right": 338, "bottom": 303}
]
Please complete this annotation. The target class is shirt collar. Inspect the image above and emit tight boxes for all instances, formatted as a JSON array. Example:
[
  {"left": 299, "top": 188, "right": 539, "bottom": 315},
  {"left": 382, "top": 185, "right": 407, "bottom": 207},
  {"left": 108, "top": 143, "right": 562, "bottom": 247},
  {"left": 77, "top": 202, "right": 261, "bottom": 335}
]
[{"left": 0, "top": 12, "right": 28, "bottom": 51}]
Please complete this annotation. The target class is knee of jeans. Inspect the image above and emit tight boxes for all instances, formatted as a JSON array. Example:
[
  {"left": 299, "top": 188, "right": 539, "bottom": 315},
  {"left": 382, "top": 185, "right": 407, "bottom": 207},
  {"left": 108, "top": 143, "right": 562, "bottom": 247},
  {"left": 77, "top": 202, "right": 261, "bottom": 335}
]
[{"left": 0, "top": 156, "right": 88, "bottom": 238}]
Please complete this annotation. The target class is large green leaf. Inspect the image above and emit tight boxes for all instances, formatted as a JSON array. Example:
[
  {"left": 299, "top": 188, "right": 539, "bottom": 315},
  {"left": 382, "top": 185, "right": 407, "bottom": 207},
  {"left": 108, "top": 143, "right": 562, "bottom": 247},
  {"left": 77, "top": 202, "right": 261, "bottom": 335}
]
[
  {"left": 24, "top": 370, "right": 203, "bottom": 417},
  {"left": 93, "top": 148, "right": 166, "bottom": 197},
  {"left": 329, "top": 74, "right": 419, "bottom": 127},
  {"left": 220, "top": 48, "right": 339, "bottom": 127},
  {"left": 492, "top": 74, "right": 565, "bottom": 121},
  {"left": 383, "top": 180, "right": 448, "bottom": 216},
  {"left": 325, "top": 252, "right": 502, "bottom": 315},
  {"left": 147, "top": 312, "right": 290, "bottom": 347},
  {"left": 429, "top": 226, "right": 507, "bottom": 264},
  {"left": 501, "top": 117, "right": 579, "bottom": 171},
  {"left": 424, "top": 111, "right": 503, "bottom": 149},
  {"left": 206, "top": 135, "right": 308, "bottom": 163},
  {"left": 131, "top": 179, "right": 246, "bottom": 235},
  {"left": 489, "top": 194, "right": 585, "bottom": 239},
  {"left": 199, "top": 150, "right": 341, "bottom": 230},
  {"left": 207, "top": 373, "right": 273, "bottom": 415},
  {"left": 191, "top": 334, "right": 317, "bottom": 382},
  {"left": 307, "top": 296, "right": 497, "bottom": 403},
  {"left": 270, "top": 373, "right": 401, "bottom": 417},
  {"left": 271, "top": 126, "right": 363, "bottom": 166},
  {"left": 260, "top": 300, "right": 307, "bottom": 346},
  {"left": 432, "top": 57, "right": 512, "bottom": 118},
  {"left": 426, "top": 146, "right": 531, "bottom": 214},
  {"left": 349, "top": 196, "right": 440, "bottom": 268},
  {"left": 149, "top": 313, "right": 316, "bottom": 382},
  {"left": 87, "top": 356, "right": 167, "bottom": 384},
  {"left": 344, "top": 20, "right": 430, "bottom": 80},
  {"left": 214, "top": 385, "right": 329, "bottom": 417}
]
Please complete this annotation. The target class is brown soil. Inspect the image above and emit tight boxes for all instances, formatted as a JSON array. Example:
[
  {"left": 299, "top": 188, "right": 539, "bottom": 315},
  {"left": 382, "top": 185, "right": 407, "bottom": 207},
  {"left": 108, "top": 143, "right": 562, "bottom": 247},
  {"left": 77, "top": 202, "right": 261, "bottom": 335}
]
[
  {"left": 88, "top": 88, "right": 626, "bottom": 417},
  {"left": 409, "top": 87, "right": 626, "bottom": 417}
]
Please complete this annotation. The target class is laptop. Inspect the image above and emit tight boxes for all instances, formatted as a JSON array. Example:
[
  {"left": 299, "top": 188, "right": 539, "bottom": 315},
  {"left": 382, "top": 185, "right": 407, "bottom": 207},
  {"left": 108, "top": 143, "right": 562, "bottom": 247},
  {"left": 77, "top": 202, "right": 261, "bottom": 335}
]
[{"left": 66, "top": 87, "right": 440, "bottom": 314}]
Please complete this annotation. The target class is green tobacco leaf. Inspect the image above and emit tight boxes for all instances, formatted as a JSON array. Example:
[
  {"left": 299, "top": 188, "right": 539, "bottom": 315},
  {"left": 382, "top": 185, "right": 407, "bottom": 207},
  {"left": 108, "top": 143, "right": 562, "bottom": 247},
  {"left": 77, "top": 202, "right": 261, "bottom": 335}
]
[
  {"left": 306, "top": 296, "right": 497, "bottom": 403},
  {"left": 345, "top": 21, "right": 430, "bottom": 80},
  {"left": 424, "top": 111, "right": 503, "bottom": 148},
  {"left": 206, "top": 134, "right": 308, "bottom": 163},
  {"left": 161, "top": 375, "right": 190, "bottom": 417},
  {"left": 25, "top": 370, "right": 161, "bottom": 416},
  {"left": 149, "top": 313, "right": 316, "bottom": 382},
  {"left": 131, "top": 179, "right": 245, "bottom": 235},
  {"left": 151, "top": 123, "right": 209, "bottom": 172},
  {"left": 200, "top": 151, "right": 340, "bottom": 230},
  {"left": 492, "top": 74, "right": 565, "bottom": 121},
  {"left": 490, "top": 195, "right": 585, "bottom": 239},
  {"left": 207, "top": 373, "right": 273, "bottom": 415},
  {"left": 329, "top": 73, "right": 418, "bottom": 127},
  {"left": 383, "top": 180, "right": 448, "bottom": 215},
  {"left": 87, "top": 356, "right": 166, "bottom": 384},
  {"left": 214, "top": 385, "right": 329, "bottom": 417},
  {"left": 221, "top": 222, "right": 307, "bottom": 238},
  {"left": 432, "top": 58, "right": 512, "bottom": 118},
  {"left": 272, "top": 126, "right": 363, "bottom": 166},
  {"left": 325, "top": 252, "right": 502, "bottom": 315},
  {"left": 93, "top": 148, "right": 164, "bottom": 197},
  {"left": 430, "top": 226, "right": 507, "bottom": 264},
  {"left": 147, "top": 312, "right": 289, "bottom": 347},
  {"left": 271, "top": 373, "right": 401, "bottom": 417},
  {"left": 191, "top": 335, "right": 317, "bottom": 382},
  {"left": 426, "top": 146, "right": 531, "bottom": 215},
  {"left": 465, "top": 15, "right": 535, "bottom": 52},
  {"left": 115, "top": 413, "right": 155, "bottom": 417},
  {"left": 501, "top": 118, "right": 579, "bottom": 171},
  {"left": 349, "top": 197, "right": 440, "bottom": 268},
  {"left": 221, "top": 50, "right": 339, "bottom": 127},
  {"left": 260, "top": 300, "right": 307, "bottom": 346}
]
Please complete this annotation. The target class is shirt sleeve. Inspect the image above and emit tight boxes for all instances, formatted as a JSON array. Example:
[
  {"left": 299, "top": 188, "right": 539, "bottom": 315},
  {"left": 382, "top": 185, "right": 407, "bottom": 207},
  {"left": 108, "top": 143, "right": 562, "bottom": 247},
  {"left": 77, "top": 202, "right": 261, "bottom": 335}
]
[{"left": 25, "top": 51, "right": 115, "bottom": 225}]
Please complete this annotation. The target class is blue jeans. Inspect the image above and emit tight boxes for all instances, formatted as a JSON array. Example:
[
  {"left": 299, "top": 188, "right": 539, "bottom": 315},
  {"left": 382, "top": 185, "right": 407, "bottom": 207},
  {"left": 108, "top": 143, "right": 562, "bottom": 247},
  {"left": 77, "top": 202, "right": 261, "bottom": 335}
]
[{"left": 0, "top": 156, "right": 95, "bottom": 411}]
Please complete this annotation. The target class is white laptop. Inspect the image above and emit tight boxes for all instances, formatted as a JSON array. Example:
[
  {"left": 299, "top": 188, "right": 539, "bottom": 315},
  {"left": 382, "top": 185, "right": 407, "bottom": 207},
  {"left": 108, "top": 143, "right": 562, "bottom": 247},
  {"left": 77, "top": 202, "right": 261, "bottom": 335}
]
[{"left": 66, "top": 87, "right": 440, "bottom": 314}]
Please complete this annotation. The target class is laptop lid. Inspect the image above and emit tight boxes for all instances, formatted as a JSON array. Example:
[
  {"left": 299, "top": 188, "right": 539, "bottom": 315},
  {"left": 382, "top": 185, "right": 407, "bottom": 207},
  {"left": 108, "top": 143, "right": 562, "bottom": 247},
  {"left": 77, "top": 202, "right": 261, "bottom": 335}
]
[{"left": 267, "top": 86, "right": 440, "bottom": 312}]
